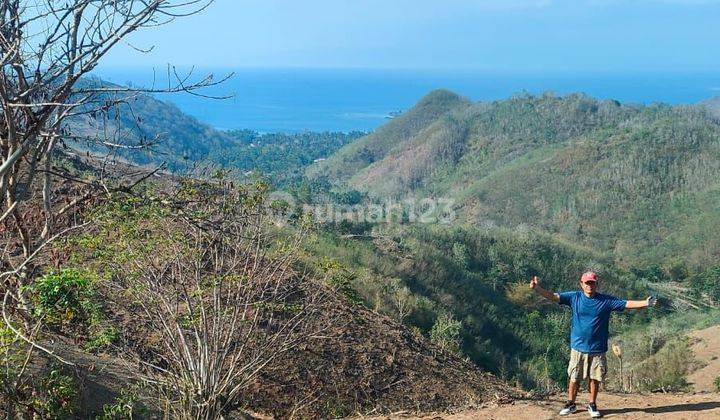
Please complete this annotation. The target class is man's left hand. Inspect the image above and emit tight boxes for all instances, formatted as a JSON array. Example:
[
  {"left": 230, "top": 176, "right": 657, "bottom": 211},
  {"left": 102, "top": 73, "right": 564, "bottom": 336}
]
[{"left": 647, "top": 296, "right": 657, "bottom": 307}]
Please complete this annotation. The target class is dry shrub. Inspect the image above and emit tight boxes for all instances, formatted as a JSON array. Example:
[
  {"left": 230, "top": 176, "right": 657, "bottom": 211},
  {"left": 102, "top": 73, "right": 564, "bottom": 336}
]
[
  {"left": 607, "top": 335, "right": 699, "bottom": 393},
  {"left": 105, "top": 182, "right": 328, "bottom": 419}
]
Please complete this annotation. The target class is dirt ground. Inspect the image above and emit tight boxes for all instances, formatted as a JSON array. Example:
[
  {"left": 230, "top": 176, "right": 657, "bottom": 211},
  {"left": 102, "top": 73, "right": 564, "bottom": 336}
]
[
  {"left": 357, "top": 324, "right": 720, "bottom": 419},
  {"left": 687, "top": 325, "right": 720, "bottom": 393},
  {"left": 359, "top": 392, "right": 720, "bottom": 419}
]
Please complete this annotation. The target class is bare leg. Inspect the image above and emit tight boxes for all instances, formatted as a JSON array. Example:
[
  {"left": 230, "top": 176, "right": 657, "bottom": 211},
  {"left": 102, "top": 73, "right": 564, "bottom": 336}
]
[
  {"left": 568, "top": 380, "right": 580, "bottom": 403},
  {"left": 589, "top": 379, "right": 600, "bottom": 404}
]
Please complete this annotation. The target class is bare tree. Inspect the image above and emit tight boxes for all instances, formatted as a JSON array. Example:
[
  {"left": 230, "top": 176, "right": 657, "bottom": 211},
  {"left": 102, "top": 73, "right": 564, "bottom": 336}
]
[
  {"left": 0, "top": 1, "right": 229, "bottom": 412},
  {"left": 105, "top": 183, "right": 327, "bottom": 419},
  {"left": 0, "top": 0, "right": 228, "bottom": 332},
  {"left": 388, "top": 278, "right": 415, "bottom": 323}
]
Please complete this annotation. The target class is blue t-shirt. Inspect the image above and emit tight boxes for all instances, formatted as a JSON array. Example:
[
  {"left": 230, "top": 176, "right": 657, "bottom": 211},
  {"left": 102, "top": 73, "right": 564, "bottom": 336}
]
[{"left": 558, "top": 291, "right": 627, "bottom": 354}]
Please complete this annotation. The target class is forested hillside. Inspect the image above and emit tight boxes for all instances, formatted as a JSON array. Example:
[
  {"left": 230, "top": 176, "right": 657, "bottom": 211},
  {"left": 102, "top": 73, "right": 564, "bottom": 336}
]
[
  {"left": 66, "top": 79, "right": 235, "bottom": 168},
  {"left": 210, "top": 129, "right": 364, "bottom": 187},
  {"left": 305, "top": 89, "right": 470, "bottom": 182},
  {"left": 1, "top": 154, "right": 516, "bottom": 417},
  {"left": 67, "top": 79, "right": 361, "bottom": 185},
  {"left": 309, "top": 91, "right": 720, "bottom": 269},
  {"left": 304, "top": 223, "right": 659, "bottom": 389}
]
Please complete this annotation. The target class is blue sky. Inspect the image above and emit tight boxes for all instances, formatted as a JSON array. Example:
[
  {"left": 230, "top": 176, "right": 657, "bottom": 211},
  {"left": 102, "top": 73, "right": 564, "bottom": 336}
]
[{"left": 100, "top": 0, "right": 720, "bottom": 72}]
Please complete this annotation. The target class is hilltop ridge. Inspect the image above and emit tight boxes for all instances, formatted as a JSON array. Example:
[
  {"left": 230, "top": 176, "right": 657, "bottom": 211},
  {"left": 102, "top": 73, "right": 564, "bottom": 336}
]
[
  {"left": 309, "top": 91, "right": 720, "bottom": 268},
  {"left": 307, "top": 89, "right": 470, "bottom": 182}
]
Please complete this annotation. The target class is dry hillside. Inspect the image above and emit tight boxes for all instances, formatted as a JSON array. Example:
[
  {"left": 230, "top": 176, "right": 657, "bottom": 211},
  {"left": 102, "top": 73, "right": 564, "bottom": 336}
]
[{"left": 9, "top": 152, "right": 517, "bottom": 418}]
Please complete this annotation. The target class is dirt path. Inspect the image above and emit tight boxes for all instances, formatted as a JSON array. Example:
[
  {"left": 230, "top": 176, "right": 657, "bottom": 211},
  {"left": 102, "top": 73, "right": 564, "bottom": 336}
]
[
  {"left": 364, "top": 393, "right": 720, "bottom": 419},
  {"left": 687, "top": 325, "right": 720, "bottom": 392},
  {"left": 357, "top": 325, "right": 720, "bottom": 419}
]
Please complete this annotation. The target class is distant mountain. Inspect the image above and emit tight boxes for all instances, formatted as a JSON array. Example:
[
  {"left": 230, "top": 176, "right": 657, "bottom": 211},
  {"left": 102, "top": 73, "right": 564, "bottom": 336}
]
[
  {"left": 66, "top": 79, "right": 360, "bottom": 183},
  {"left": 310, "top": 90, "right": 720, "bottom": 268},
  {"left": 65, "top": 80, "right": 235, "bottom": 169},
  {"left": 306, "top": 89, "right": 470, "bottom": 182}
]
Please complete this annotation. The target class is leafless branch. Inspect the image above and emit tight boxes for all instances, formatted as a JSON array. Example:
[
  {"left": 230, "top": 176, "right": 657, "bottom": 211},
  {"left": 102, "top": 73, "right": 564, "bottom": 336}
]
[{"left": 0, "top": 1, "right": 226, "bottom": 406}]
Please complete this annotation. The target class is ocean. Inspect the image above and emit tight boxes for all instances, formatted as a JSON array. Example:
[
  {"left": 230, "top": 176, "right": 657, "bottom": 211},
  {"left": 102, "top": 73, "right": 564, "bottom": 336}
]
[{"left": 94, "top": 68, "right": 720, "bottom": 133}]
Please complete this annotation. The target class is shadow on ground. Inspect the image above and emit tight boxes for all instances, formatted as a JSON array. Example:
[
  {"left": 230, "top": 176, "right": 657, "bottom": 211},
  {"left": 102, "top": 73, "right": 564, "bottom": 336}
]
[{"left": 603, "top": 401, "right": 720, "bottom": 415}]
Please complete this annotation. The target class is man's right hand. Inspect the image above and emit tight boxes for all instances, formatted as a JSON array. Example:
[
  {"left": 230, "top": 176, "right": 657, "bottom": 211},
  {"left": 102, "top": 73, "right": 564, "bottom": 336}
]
[{"left": 529, "top": 275, "right": 559, "bottom": 302}]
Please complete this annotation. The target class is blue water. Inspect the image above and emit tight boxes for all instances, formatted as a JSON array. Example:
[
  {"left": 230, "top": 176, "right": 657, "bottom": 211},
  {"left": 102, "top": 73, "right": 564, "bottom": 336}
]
[{"left": 94, "top": 68, "right": 720, "bottom": 133}]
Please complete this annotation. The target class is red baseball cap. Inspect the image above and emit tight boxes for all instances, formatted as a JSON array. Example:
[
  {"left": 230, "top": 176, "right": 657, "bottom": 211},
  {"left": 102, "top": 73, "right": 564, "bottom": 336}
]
[{"left": 581, "top": 271, "right": 598, "bottom": 283}]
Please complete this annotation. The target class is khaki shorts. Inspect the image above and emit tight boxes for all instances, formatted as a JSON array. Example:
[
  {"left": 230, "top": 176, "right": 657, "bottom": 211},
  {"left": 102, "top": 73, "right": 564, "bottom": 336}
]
[{"left": 567, "top": 349, "right": 607, "bottom": 382}]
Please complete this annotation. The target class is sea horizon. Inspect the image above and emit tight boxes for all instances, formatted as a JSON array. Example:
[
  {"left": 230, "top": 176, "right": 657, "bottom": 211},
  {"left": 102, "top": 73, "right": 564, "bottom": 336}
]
[{"left": 93, "top": 67, "right": 720, "bottom": 133}]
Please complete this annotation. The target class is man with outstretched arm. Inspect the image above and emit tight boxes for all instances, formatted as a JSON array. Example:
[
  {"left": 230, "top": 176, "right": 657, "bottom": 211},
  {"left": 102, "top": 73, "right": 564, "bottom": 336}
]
[{"left": 530, "top": 271, "right": 656, "bottom": 418}]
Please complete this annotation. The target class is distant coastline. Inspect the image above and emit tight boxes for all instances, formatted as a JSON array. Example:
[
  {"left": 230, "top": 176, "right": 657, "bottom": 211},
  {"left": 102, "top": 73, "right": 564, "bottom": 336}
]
[{"left": 94, "top": 67, "right": 720, "bottom": 133}]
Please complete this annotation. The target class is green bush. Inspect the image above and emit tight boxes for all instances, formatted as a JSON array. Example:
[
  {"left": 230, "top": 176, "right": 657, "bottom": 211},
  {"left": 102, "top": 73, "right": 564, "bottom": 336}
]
[
  {"left": 35, "top": 369, "right": 77, "bottom": 419},
  {"left": 86, "top": 327, "right": 119, "bottom": 353},
  {"left": 690, "top": 265, "right": 720, "bottom": 304},
  {"left": 632, "top": 337, "right": 694, "bottom": 392},
  {"left": 98, "top": 382, "right": 147, "bottom": 420},
  {"left": 30, "top": 269, "right": 96, "bottom": 327},
  {"left": 27, "top": 269, "right": 115, "bottom": 352},
  {"left": 430, "top": 312, "right": 462, "bottom": 354},
  {"left": 714, "top": 376, "right": 720, "bottom": 392},
  {"left": 0, "top": 332, "right": 78, "bottom": 418},
  {"left": 319, "top": 258, "right": 364, "bottom": 306}
]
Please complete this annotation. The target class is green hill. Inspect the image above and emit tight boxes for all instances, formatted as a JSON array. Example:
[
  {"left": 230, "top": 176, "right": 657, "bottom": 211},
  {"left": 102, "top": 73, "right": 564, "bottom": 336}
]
[
  {"left": 66, "top": 79, "right": 236, "bottom": 168},
  {"left": 309, "top": 91, "right": 720, "bottom": 269},
  {"left": 210, "top": 129, "right": 364, "bottom": 187},
  {"left": 67, "top": 79, "right": 360, "bottom": 185},
  {"left": 306, "top": 89, "right": 470, "bottom": 183}
]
